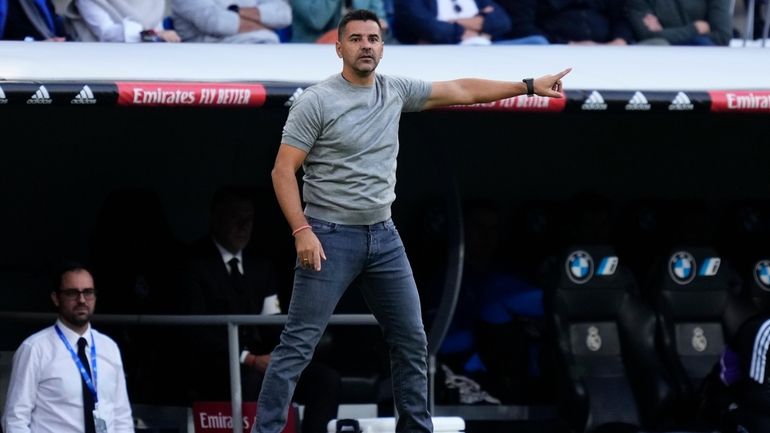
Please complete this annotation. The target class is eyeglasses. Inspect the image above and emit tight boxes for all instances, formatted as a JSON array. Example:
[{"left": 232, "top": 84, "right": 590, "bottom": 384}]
[
  {"left": 452, "top": 0, "right": 462, "bottom": 13},
  {"left": 58, "top": 288, "right": 97, "bottom": 300}
]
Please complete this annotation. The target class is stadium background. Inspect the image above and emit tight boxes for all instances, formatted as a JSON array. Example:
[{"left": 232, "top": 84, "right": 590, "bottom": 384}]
[{"left": 2, "top": 42, "right": 770, "bottom": 432}]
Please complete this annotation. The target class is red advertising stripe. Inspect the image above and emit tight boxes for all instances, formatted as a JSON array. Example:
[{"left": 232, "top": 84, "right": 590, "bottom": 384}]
[
  {"left": 709, "top": 90, "right": 770, "bottom": 113},
  {"left": 192, "top": 402, "right": 297, "bottom": 433},
  {"left": 441, "top": 94, "right": 567, "bottom": 112},
  {"left": 117, "top": 82, "right": 266, "bottom": 107}
]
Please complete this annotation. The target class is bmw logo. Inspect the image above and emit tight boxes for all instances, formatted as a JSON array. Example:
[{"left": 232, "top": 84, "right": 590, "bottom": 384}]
[
  {"left": 669, "top": 251, "right": 696, "bottom": 285},
  {"left": 754, "top": 260, "right": 770, "bottom": 291},
  {"left": 566, "top": 250, "right": 593, "bottom": 284}
]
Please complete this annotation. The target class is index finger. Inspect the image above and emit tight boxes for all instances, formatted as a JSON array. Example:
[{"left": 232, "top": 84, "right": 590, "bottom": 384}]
[
  {"left": 554, "top": 67, "right": 572, "bottom": 80},
  {"left": 313, "top": 249, "right": 322, "bottom": 271}
]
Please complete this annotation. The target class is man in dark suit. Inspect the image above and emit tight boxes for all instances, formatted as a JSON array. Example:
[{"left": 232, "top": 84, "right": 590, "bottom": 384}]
[{"left": 181, "top": 186, "right": 340, "bottom": 433}]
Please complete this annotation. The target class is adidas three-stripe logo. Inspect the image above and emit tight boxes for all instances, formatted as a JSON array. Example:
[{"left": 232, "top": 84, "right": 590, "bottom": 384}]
[
  {"left": 27, "top": 85, "right": 52, "bottom": 104},
  {"left": 625, "top": 91, "right": 650, "bottom": 110},
  {"left": 284, "top": 87, "right": 304, "bottom": 107},
  {"left": 72, "top": 85, "right": 97, "bottom": 104},
  {"left": 668, "top": 92, "right": 694, "bottom": 111},
  {"left": 581, "top": 91, "right": 607, "bottom": 110}
]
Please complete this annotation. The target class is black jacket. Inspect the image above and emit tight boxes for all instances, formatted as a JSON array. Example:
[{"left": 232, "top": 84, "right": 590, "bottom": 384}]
[
  {"left": 180, "top": 238, "right": 280, "bottom": 355},
  {"left": 498, "top": 0, "right": 634, "bottom": 43}
]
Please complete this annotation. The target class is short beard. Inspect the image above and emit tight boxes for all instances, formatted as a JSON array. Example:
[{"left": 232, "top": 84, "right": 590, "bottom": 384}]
[{"left": 62, "top": 312, "right": 90, "bottom": 328}]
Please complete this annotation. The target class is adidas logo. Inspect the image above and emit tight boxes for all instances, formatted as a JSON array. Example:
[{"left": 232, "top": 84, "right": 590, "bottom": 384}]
[
  {"left": 0, "top": 85, "right": 7, "bottom": 104},
  {"left": 581, "top": 91, "right": 607, "bottom": 110},
  {"left": 625, "top": 91, "right": 650, "bottom": 111},
  {"left": 284, "top": 87, "right": 304, "bottom": 107},
  {"left": 668, "top": 91, "right": 694, "bottom": 111},
  {"left": 27, "top": 85, "right": 52, "bottom": 104},
  {"left": 71, "top": 85, "right": 97, "bottom": 104}
]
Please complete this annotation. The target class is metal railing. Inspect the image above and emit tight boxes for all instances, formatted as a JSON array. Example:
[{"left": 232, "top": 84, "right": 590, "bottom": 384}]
[
  {"left": 744, "top": 0, "right": 770, "bottom": 46},
  {"left": 0, "top": 178, "right": 464, "bottom": 433},
  {"left": 0, "top": 312, "right": 378, "bottom": 433}
]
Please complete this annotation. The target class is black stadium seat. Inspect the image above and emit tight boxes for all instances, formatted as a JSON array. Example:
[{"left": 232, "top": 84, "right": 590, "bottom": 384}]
[
  {"left": 646, "top": 246, "right": 741, "bottom": 430},
  {"left": 543, "top": 245, "right": 673, "bottom": 433}
]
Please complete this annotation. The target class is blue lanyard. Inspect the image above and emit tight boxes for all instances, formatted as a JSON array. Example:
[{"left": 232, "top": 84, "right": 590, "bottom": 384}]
[{"left": 54, "top": 325, "right": 98, "bottom": 403}]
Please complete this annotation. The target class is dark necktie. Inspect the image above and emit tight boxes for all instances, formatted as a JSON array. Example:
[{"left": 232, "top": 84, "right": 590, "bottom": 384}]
[
  {"left": 228, "top": 257, "right": 244, "bottom": 291},
  {"left": 77, "top": 337, "right": 96, "bottom": 433}
]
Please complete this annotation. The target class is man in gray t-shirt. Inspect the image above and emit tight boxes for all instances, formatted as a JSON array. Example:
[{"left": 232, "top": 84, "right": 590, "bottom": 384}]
[
  {"left": 282, "top": 72, "right": 430, "bottom": 226},
  {"left": 255, "top": 8, "right": 570, "bottom": 433}
]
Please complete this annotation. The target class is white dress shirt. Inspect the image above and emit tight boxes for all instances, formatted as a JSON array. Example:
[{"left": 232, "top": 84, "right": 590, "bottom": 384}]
[
  {"left": 213, "top": 239, "right": 280, "bottom": 315},
  {"left": 1, "top": 320, "right": 134, "bottom": 433},
  {"left": 76, "top": 0, "right": 164, "bottom": 42},
  {"left": 171, "top": 0, "right": 291, "bottom": 43},
  {"left": 437, "top": 0, "right": 479, "bottom": 21},
  {"left": 213, "top": 238, "right": 244, "bottom": 275}
]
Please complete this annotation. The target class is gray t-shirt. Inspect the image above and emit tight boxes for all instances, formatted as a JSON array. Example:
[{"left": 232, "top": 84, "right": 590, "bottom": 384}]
[{"left": 281, "top": 73, "right": 432, "bottom": 225}]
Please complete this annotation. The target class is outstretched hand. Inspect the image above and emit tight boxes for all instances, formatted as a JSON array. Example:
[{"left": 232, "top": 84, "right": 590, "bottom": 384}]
[{"left": 534, "top": 68, "right": 572, "bottom": 98}]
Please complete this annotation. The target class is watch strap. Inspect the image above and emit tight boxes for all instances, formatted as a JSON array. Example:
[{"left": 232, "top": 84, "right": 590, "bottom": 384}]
[{"left": 522, "top": 78, "right": 534, "bottom": 96}]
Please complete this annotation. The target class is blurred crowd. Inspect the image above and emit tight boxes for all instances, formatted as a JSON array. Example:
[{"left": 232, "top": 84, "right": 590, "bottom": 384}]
[{"left": 1, "top": 0, "right": 765, "bottom": 47}]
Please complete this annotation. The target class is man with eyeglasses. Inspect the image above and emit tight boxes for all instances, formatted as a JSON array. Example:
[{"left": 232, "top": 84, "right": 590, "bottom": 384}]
[{"left": 2, "top": 262, "right": 134, "bottom": 433}]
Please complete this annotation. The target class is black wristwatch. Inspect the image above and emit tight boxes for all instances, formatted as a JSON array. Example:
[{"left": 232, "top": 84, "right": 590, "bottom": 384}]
[
  {"left": 522, "top": 78, "right": 534, "bottom": 97},
  {"left": 227, "top": 4, "right": 240, "bottom": 13}
]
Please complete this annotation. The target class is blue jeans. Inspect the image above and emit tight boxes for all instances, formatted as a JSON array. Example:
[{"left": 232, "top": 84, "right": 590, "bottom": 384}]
[
  {"left": 493, "top": 35, "right": 550, "bottom": 45},
  {"left": 254, "top": 217, "right": 432, "bottom": 433},
  {"left": 673, "top": 35, "right": 717, "bottom": 46}
]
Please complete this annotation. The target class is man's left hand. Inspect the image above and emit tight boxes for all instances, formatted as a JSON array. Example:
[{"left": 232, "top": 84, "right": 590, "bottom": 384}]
[{"left": 534, "top": 68, "right": 572, "bottom": 98}]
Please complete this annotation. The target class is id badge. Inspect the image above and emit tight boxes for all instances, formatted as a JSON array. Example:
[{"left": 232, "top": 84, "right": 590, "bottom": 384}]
[{"left": 93, "top": 411, "right": 108, "bottom": 433}]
